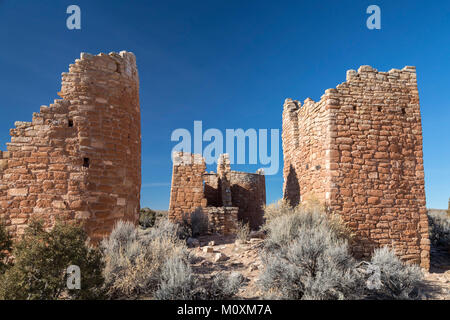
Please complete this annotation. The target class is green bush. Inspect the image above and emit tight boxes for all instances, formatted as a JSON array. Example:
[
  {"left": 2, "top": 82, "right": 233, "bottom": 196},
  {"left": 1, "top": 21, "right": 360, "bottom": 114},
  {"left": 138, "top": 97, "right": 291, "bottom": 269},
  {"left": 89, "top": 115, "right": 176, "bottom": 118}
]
[
  {"left": 0, "top": 221, "right": 12, "bottom": 273},
  {"left": 0, "top": 220, "right": 104, "bottom": 300}
]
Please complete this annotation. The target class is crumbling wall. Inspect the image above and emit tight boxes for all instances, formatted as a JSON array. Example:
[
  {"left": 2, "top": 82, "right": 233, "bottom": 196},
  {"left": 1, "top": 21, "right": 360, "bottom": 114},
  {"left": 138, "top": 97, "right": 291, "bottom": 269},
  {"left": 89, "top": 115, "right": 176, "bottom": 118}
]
[
  {"left": 168, "top": 152, "right": 266, "bottom": 233},
  {"left": 0, "top": 51, "right": 141, "bottom": 242},
  {"left": 204, "top": 206, "right": 238, "bottom": 235},
  {"left": 282, "top": 65, "right": 430, "bottom": 269}
]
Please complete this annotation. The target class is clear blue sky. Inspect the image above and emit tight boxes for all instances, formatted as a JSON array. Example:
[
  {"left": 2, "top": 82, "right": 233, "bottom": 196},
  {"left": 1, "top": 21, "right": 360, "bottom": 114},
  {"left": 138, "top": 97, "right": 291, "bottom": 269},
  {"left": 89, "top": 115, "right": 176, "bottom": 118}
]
[{"left": 0, "top": 0, "right": 449, "bottom": 210}]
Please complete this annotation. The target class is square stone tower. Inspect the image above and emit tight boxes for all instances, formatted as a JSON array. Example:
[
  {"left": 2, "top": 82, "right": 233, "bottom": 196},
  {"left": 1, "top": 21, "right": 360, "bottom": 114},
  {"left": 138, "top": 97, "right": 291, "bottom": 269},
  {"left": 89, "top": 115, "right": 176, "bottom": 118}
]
[
  {"left": 0, "top": 51, "right": 141, "bottom": 242},
  {"left": 282, "top": 66, "right": 429, "bottom": 269}
]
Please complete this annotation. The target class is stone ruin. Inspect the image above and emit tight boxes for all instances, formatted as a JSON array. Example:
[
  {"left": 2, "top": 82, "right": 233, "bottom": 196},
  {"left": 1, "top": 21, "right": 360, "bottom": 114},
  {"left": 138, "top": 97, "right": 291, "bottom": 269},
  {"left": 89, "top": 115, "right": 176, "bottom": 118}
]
[
  {"left": 282, "top": 65, "right": 430, "bottom": 269},
  {"left": 168, "top": 152, "right": 266, "bottom": 233},
  {"left": 0, "top": 51, "right": 141, "bottom": 243},
  {"left": 0, "top": 51, "right": 432, "bottom": 270}
]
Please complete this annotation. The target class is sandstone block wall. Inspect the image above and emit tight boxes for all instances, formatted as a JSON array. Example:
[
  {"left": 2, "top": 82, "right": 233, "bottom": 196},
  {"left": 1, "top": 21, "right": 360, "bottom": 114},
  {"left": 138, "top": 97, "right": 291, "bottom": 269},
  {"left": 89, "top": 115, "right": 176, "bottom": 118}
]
[
  {"left": 169, "top": 152, "right": 266, "bottom": 233},
  {"left": 204, "top": 206, "right": 238, "bottom": 235},
  {"left": 168, "top": 152, "right": 208, "bottom": 222},
  {"left": 0, "top": 51, "right": 141, "bottom": 243},
  {"left": 282, "top": 65, "right": 430, "bottom": 269}
]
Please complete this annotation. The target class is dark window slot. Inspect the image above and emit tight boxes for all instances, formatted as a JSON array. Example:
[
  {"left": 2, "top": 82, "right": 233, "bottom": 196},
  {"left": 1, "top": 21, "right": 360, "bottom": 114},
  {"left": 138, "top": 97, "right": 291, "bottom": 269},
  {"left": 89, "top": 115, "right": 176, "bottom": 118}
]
[{"left": 83, "top": 158, "right": 90, "bottom": 168}]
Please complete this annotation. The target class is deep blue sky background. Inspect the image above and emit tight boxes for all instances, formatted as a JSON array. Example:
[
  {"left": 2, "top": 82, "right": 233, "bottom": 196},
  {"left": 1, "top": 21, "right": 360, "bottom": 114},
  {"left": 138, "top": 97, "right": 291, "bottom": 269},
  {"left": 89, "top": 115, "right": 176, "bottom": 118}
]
[{"left": 0, "top": 0, "right": 449, "bottom": 210}]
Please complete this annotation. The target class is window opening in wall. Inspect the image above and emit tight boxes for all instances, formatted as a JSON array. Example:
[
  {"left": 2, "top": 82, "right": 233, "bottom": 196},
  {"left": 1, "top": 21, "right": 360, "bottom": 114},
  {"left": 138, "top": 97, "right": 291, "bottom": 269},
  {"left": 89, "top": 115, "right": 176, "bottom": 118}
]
[
  {"left": 83, "top": 157, "right": 90, "bottom": 168},
  {"left": 378, "top": 106, "right": 382, "bottom": 112},
  {"left": 353, "top": 106, "right": 357, "bottom": 111},
  {"left": 68, "top": 119, "right": 74, "bottom": 127},
  {"left": 402, "top": 108, "right": 406, "bottom": 115}
]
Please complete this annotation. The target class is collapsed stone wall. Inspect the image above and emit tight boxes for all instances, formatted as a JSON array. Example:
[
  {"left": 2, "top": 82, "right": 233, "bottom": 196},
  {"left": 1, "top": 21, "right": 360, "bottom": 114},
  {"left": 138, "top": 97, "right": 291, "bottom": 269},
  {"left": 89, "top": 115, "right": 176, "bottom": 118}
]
[
  {"left": 169, "top": 152, "right": 266, "bottom": 233},
  {"left": 0, "top": 51, "right": 141, "bottom": 243},
  {"left": 282, "top": 65, "right": 430, "bottom": 269}
]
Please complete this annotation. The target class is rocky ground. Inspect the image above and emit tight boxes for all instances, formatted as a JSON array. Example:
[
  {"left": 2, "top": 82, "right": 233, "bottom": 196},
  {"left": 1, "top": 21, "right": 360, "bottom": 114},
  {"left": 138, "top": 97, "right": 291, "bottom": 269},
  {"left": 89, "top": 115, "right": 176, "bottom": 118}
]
[
  {"left": 421, "top": 246, "right": 450, "bottom": 299},
  {"left": 188, "top": 234, "right": 450, "bottom": 300}
]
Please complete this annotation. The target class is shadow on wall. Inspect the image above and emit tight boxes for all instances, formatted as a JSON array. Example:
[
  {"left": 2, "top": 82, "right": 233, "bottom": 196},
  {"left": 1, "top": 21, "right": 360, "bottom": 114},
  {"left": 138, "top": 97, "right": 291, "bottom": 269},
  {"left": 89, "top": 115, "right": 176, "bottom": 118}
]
[
  {"left": 284, "top": 165, "right": 300, "bottom": 207},
  {"left": 230, "top": 184, "right": 264, "bottom": 230}
]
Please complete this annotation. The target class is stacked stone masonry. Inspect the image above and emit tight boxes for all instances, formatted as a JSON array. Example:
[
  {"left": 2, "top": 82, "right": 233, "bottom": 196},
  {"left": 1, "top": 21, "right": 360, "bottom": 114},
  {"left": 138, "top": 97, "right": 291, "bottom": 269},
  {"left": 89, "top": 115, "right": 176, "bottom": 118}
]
[
  {"left": 282, "top": 65, "right": 430, "bottom": 269},
  {"left": 0, "top": 51, "right": 141, "bottom": 243},
  {"left": 169, "top": 152, "right": 265, "bottom": 233}
]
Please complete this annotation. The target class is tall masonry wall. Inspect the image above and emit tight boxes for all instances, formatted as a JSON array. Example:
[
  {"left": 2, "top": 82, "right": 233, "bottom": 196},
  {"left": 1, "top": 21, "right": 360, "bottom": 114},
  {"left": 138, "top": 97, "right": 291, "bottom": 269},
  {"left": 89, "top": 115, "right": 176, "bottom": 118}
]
[
  {"left": 282, "top": 65, "right": 429, "bottom": 269},
  {"left": 0, "top": 51, "right": 141, "bottom": 243}
]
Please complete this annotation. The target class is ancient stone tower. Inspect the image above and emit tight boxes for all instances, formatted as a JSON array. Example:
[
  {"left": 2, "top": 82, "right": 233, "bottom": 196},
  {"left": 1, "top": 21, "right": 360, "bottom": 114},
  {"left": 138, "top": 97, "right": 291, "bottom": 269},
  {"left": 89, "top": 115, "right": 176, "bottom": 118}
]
[
  {"left": 169, "top": 152, "right": 266, "bottom": 233},
  {"left": 282, "top": 65, "right": 429, "bottom": 269},
  {"left": 0, "top": 51, "right": 141, "bottom": 242}
]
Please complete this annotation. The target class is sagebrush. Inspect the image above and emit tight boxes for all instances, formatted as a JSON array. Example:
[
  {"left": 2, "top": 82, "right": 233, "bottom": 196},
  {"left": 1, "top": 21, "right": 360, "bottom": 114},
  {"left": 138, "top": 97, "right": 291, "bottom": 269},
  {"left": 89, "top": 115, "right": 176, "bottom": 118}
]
[
  {"left": 259, "top": 202, "right": 423, "bottom": 300},
  {"left": 101, "top": 219, "right": 189, "bottom": 299},
  {"left": 236, "top": 221, "right": 250, "bottom": 242},
  {"left": 260, "top": 205, "right": 362, "bottom": 300},
  {"left": 361, "top": 247, "right": 424, "bottom": 300},
  {"left": 428, "top": 211, "right": 450, "bottom": 247},
  {"left": 179, "top": 209, "right": 209, "bottom": 239}
]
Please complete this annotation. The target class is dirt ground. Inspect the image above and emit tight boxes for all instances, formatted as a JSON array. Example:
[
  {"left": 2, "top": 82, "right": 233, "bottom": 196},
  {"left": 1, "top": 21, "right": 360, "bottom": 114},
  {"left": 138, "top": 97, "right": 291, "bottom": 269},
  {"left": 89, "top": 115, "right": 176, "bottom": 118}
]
[{"left": 188, "top": 234, "right": 450, "bottom": 300}]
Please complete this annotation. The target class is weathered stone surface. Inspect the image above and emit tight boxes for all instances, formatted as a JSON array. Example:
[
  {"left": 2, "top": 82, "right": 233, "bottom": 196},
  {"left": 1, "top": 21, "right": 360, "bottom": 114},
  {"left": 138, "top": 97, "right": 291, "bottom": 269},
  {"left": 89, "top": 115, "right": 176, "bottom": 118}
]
[
  {"left": 282, "top": 65, "right": 430, "bottom": 270},
  {"left": 0, "top": 51, "right": 141, "bottom": 243}
]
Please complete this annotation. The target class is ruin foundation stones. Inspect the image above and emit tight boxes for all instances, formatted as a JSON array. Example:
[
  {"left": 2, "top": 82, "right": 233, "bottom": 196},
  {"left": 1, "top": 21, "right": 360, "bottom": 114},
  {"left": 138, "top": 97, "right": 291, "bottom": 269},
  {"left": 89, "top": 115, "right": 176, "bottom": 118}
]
[
  {"left": 0, "top": 51, "right": 141, "bottom": 243},
  {"left": 282, "top": 65, "right": 430, "bottom": 269},
  {"left": 169, "top": 152, "right": 266, "bottom": 233}
]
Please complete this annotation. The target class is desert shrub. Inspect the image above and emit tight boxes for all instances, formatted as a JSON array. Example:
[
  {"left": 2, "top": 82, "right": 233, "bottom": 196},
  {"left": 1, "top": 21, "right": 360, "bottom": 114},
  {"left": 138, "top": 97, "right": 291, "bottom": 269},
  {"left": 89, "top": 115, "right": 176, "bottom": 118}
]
[
  {"left": 189, "top": 209, "right": 209, "bottom": 237},
  {"left": 361, "top": 247, "right": 423, "bottom": 300},
  {"left": 139, "top": 208, "right": 166, "bottom": 229},
  {"left": 179, "top": 209, "right": 209, "bottom": 239},
  {"left": 155, "top": 262, "right": 244, "bottom": 301},
  {"left": 0, "top": 221, "right": 12, "bottom": 273},
  {"left": 263, "top": 199, "right": 352, "bottom": 242},
  {"left": 199, "top": 272, "right": 244, "bottom": 300},
  {"left": 263, "top": 199, "right": 295, "bottom": 224},
  {"left": 154, "top": 256, "right": 196, "bottom": 300},
  {"left": 428, "top": 212, "right": 450, "bottom": 247},
  {"left": 259, "top": 205, "right": 363, "bottom": 300},
  {"left": 0, "top": 220, "right": 104, "bottom": 300},
  {"left": 101, "top": 219, "right": 189, "bottom": 299},
  {"left": 236, "top": 221, "right": 250, "bottom": 242}
]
